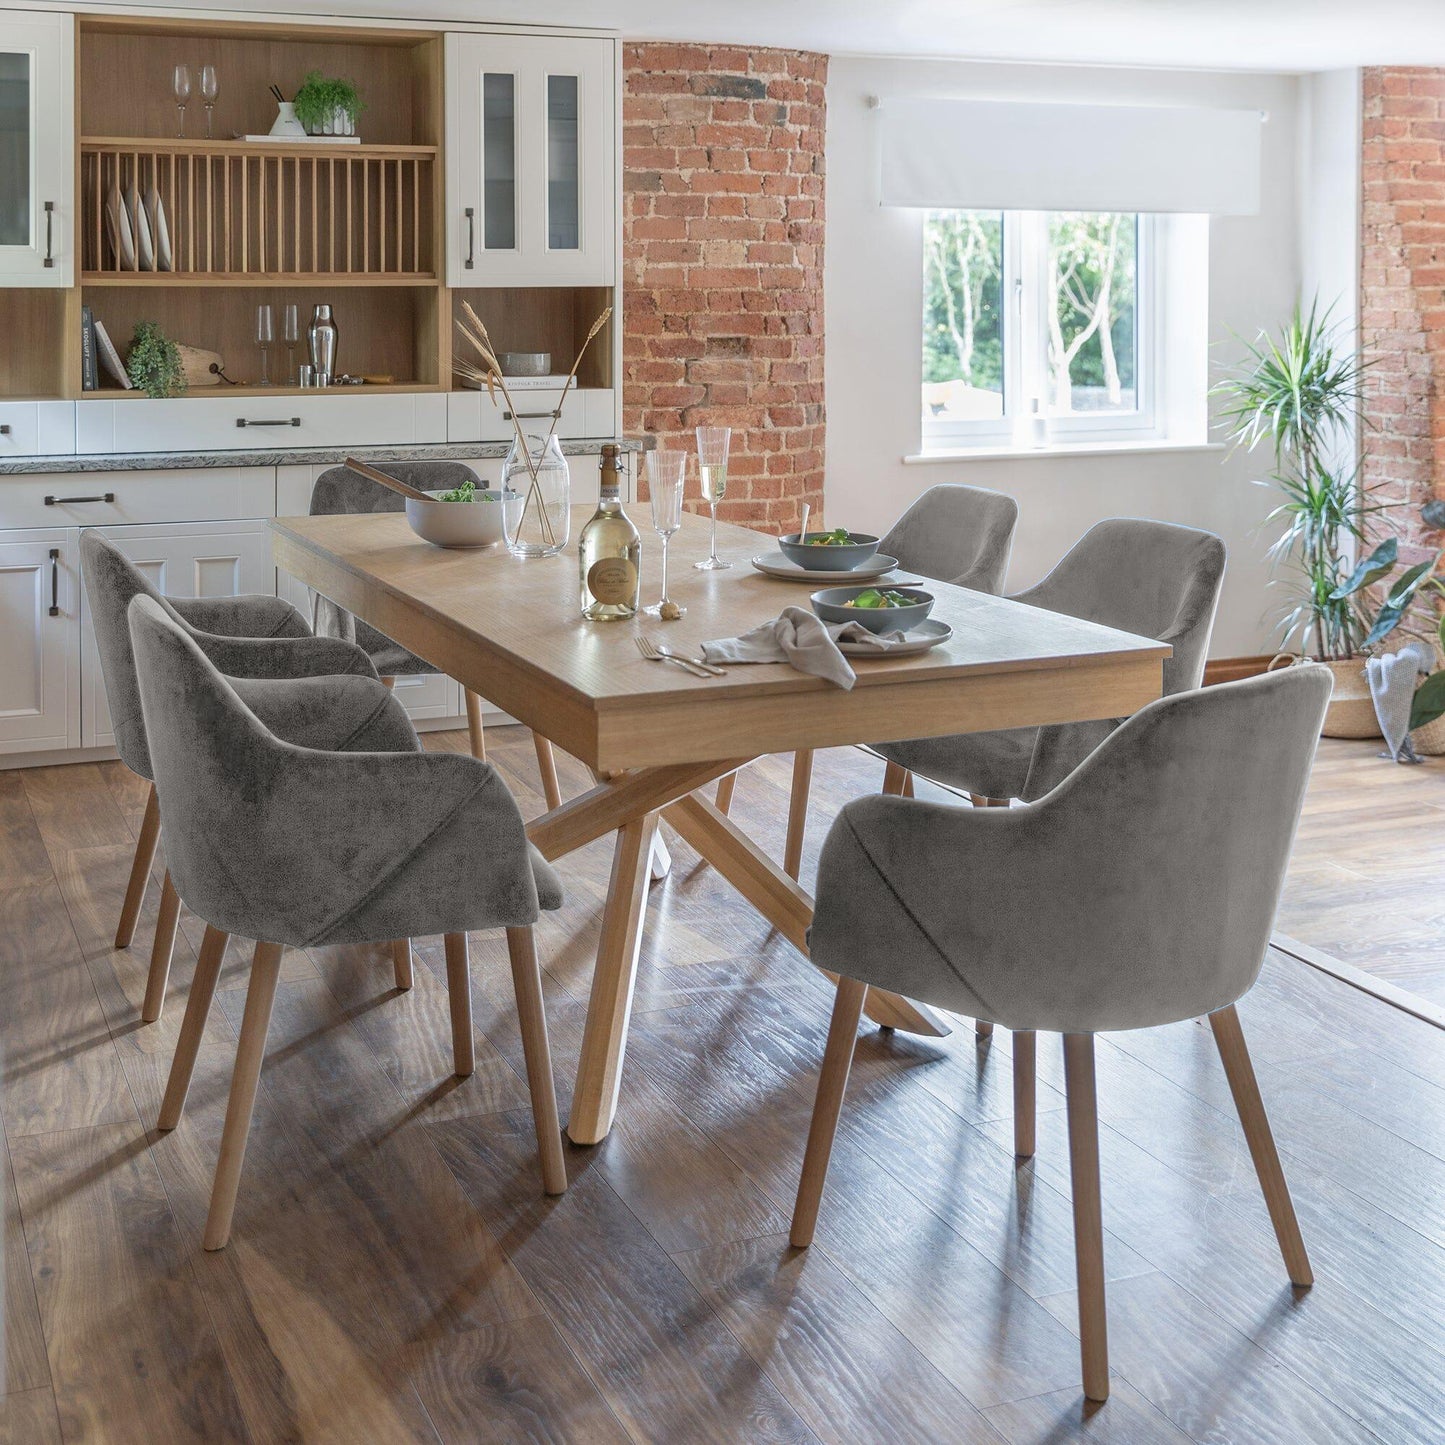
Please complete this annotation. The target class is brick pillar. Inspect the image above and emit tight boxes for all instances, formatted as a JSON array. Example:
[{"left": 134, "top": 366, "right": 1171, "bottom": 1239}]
[
  {"left": 1361, "top": 67, "right": 1445, "bottom": 565},
  {"left": 622, "top": 44, "right": 826, "bottom": 535}
]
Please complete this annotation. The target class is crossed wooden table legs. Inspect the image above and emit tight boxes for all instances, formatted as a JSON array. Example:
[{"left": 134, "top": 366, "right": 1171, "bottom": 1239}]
[{"left": 525, "top": 755, "right": 951, "bottom": 1146}]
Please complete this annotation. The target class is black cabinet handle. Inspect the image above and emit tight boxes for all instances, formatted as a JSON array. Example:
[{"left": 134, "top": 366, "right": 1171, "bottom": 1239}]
[
  {"left": 464, "top": 207, "right": 475, "bottom": 269},
  {"left": 44, "top": 492, "right": 115, "bottom": 505},
  {"left": 48, "top": 549, "right": 59, "bottom": 617},
  {"left": 43, "top": 201, "right": 54, "bottom": 268},
  {"left": 503, "top": 409, "right": 560, "bottom": 422},
  {"left": 0, "top": 425, "right": 10, "bottom": 436},
  {"left": 235, "top": 417, "right": 301, "bottom": 428}
]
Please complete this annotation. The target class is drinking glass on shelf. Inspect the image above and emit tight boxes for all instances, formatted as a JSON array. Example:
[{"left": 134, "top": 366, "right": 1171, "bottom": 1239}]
[
  {"left": 255, "top": 304, "right": 274, "bottom": 387},
  {"left": 173, "top": 65, "right": 191, "bottom": 139},
  {"left": 199, "top": 65, "right": 219, "bottom": 140},
  {"left": 693, "top": 425, "right": 732, "bottom": 571},
  {"left": 643, "top": 450, "right": 688, "bottom": 618},
  {"left": 281, "top": 304, "right": 300, "bottom": 383}
]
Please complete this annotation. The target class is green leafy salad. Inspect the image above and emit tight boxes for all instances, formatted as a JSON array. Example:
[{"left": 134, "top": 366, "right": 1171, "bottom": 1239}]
[
  {"left": 805, "top": 527, "right": 858, "bottom": 546},
  {"left": 435, "top": 481, "right": 492, "bottom": 503},
  {"left": 844, "top": 588, "right": 918, "bottom": 610}
]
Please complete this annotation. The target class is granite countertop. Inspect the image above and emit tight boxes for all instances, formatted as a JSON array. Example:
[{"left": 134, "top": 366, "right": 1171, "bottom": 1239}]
[{"left": 0, "top": 437, "right": 650, "bottom": 476}]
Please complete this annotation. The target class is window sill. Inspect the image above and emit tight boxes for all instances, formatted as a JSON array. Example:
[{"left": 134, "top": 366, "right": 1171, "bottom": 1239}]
[{"left": 905, "top": 439, "right": 1224, "bottom": 464}]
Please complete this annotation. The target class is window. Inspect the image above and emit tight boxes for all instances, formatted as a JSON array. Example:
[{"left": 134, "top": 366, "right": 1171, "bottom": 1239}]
[{"left": 922, "top": 210, "right": 1156, "bottom": 450}]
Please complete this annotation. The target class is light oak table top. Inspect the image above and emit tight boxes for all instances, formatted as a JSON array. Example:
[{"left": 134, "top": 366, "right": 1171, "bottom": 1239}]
[{"left": 272, "top": 507, "right": 1170, "bottom": 771}]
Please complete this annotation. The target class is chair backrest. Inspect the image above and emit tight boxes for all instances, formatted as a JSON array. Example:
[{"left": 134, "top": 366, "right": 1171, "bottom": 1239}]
[
  {"left": 310, "top": 461, "right": 483, "bottom": 516},
  {"left": 879, "top": 484, "right": 1020, "bottom": 593},
  {"left": 80, "top": 528, "right": 182, "bottom": 778},
  {"left": 1015, "top": 518, "right": 1226, "bottom": 695},
  {"left": 1037, "top": 664, "right": 1332, "bottom": 1028}
]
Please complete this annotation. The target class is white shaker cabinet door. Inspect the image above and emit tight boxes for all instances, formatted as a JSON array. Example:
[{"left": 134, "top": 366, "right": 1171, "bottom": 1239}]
[
  {"left": 79, "top": 520, "right": 277, "bottom": 749},
  {"left": 446, "top": 33, "right": 615, "bottom": 287},
  {"left": 0, "top": 529, "right": 79, "bottom": 753},
  {"left": 0, "top": 11, "right": 74, "bottom": 285}
]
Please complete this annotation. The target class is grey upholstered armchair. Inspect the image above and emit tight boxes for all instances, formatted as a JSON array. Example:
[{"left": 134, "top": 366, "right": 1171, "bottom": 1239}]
[
  {"left": 309, "top": 462, "right": 564, "bottom": 809},
  {"left": 128, "top": 595, "right": 567, "bottom": 1250},
  {"left": 80, "top": 528, "right": 391, "bottom": 1021},
  {"left": 777, "top": 483, "right": 1021, "bottom": 875},
  {"left": 792, "top": 665, "right": 1332, "bottom": 1404}
]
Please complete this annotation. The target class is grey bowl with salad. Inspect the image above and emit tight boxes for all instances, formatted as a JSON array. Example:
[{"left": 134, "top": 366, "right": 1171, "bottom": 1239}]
[
  {"left": 810, "top": 584, "right": 935, "bottom": 634},
  {"left": 777, "top": 526, "right": 882, "bottom": 572}
]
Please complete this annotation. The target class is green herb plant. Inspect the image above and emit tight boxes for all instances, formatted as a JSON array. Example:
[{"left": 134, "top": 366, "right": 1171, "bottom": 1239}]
[
  {"left": 292, "top": 71, "right": 365, "bottom": 133},
  {"left": 125, "top": 321, "right": 186, "bottom": 399}
]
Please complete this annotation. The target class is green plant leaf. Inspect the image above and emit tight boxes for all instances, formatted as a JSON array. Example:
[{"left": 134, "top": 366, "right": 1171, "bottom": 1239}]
[
  {"left": 1330, "top": 538, "right": 1398, "bottom": 599},
  {"left": 1385, "top": 559, "right": 1437, "bottom": 608},
  {"left": 1363, "top": 601, "right": 1410, "bottom": 650},
  {"left": 1410, "top": 670, "right": 1445, "bottom": 731}
]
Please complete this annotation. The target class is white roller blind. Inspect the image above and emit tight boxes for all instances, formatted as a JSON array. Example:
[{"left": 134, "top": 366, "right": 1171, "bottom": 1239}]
[{"left": 879, "top": 97, "right": 1261, "bottom": 215}]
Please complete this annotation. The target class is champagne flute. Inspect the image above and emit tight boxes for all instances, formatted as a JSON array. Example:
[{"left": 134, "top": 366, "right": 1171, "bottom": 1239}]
[
  {"left": 173, "top": 65, "right": 191, "bottom": 139},
  {"left": 255, "top": 304, "right": 274, "bottom": 387},
  {"left": 199, "top": 65, "right": 219, "bottom": 140},
  {"left": 643, "top": 450, "right": 688, "bottom": 618},
  {"left": 693, "top": 425, "right": 732, "bottom": 571},
  {"left": 281, "top": 304, "right": 300, "bottom": 383}
]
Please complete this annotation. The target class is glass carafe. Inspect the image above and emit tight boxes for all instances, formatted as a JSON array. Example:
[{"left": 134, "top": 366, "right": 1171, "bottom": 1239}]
[{"left": 501, "top": 433, "right": 571, "bottom": 558}]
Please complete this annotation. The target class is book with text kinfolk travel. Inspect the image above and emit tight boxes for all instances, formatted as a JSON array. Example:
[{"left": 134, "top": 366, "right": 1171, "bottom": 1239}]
[{"left": 80, "top": 306, "right": 98, "bottom": 392}]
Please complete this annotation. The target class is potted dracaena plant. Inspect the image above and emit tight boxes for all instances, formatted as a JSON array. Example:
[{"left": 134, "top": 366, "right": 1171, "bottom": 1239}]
[{"left": 1212, "top": 297, "right": 1415, "bottom": 737}]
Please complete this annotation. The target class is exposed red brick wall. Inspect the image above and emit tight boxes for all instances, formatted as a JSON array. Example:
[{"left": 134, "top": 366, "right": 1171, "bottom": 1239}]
[
  {"left": 1361, "top": 67, "right": 1445, "bottom": 562},
  {"left": 622, "top": 44, "right": 826, "bottom": 534}
]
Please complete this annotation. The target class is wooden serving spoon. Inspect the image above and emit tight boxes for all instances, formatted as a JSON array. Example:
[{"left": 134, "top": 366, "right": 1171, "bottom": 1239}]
[{"left": 343, "top": 456, "right": 435, "bottom": 503}]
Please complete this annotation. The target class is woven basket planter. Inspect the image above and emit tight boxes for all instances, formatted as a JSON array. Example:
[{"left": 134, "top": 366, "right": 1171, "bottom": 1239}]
[{"left": 1267, "top": 654, "right": 1381, "bottom": 739}]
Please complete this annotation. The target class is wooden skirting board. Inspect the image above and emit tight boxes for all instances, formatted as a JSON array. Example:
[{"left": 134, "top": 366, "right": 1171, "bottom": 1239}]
[{"left": 1203, "top": 655, "right": 1274, "bottom": 685}]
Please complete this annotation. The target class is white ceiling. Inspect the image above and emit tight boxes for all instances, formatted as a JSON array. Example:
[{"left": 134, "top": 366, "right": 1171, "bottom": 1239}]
[{"left": 69, "top": 0, "right": 1445, "bottom": 72}]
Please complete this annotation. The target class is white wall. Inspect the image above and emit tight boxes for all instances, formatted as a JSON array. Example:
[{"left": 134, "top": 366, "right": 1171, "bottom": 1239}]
[{"left": 824, "top": 55, "right": 1307, "bottom": 657}]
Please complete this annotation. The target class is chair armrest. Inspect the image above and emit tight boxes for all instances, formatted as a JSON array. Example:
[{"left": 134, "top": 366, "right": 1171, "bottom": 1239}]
[
  {"left": 169, "top": 593, "right": 311, "bottom": 640},
  {"left": 191, "top": 631, "right": 379, "bottom": 682}
]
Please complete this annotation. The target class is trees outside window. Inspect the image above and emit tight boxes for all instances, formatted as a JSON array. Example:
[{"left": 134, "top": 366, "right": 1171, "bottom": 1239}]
[{"left": 922, "top": 209, "right": 1152, "bottom": 449}]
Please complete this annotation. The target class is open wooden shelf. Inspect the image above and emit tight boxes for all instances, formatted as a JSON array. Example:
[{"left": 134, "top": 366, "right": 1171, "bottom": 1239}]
[
  {"left": 83, "top": 273, "right": 436, "bottom": 288},
  {"left": 83, "top": 137, "right": 437, "bottom": 159},
  {"left": 93, "top": 381, "right": 441, "bottom": 398}
]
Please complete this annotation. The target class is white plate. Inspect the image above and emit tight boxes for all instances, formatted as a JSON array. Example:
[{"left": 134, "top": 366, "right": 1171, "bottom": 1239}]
[
  {"left": 752, "top": 553, "right": 901, "bottom": 583},
  {"left": 145, "top": 184, "right": 172, "bottom": 271},
  {"left": 127, "top": 182, "right": 154, "bottom": 270},
  {"left": 105, "top": 180, "right": 135, "bottom": 270},
  {"left": 838, "top": 618, "right": 954, "bottom": 657}
]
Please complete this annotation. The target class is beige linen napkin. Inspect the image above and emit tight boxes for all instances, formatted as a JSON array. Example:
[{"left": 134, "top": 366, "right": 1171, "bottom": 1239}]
[{"left": 702, "top": 605, "right": 913, "bottom": 690}]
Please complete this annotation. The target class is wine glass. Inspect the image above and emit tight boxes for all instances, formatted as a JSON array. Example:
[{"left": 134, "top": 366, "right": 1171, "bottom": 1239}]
[
  {"left": 173, "top": 65, "right": 191, "bottom": 139},
  {"left": 199, "top": 65, "right": 219, "bottom": 140},
  {"left": 693, "top": 425, "right": 732, "bottom": 571},
  {"left": 281, "top": 304, "right": 300, "bottom": 383},
  {"left": 643, "top": 450, "right": 688, "bottom": 618},
  {"left": 255, "top": 304, "right": 274, "bottom": 387}
]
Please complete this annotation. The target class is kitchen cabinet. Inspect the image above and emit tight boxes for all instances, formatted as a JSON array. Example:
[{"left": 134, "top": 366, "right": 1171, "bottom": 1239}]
[
  {"left": 446, "top": 34, "right": 615, "bottom": 287},
  {"left": 0, "top": 12, "right": 74, "bottom": 285},
  {"left": 0, "top": 529, "right": 79, "bottom": 752}
]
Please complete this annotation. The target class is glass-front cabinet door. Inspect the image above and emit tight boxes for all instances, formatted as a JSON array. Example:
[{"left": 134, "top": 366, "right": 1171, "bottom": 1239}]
[
  {"left": 446, "top": 34, "right": 614, "bottom": 287},
  {"left": 0, "top": 11, "right": 73, "bottom": 285}
]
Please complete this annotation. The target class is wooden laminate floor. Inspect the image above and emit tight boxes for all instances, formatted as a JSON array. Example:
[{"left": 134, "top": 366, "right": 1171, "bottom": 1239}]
[
  {"left": 1278, "top": 737, "right": 1445, "bottom": 1006},
  {"left": 2, "top": 731, "right": 1444, "bottom": 1443}
]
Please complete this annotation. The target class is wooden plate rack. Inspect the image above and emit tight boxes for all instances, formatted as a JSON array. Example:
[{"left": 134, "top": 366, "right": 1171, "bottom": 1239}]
[{"left": 80, "top": 139, "right": 438, "bottom": 283}]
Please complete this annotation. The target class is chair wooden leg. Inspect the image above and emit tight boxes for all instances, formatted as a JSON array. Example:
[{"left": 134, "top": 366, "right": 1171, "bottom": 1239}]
[
  {"left": 782, "top": 750, "right": 813, "bottom": 881},
  {"left": 157, "top": 926, "right": 229, "bottom": 1131},
  {"left": 533, "top": 732, "right": 563, "bottom": 811},
  {"left": 142, "top": 870, "right": 183, "bottom": 1023},
  {"left": 391, "top": 939, "right": 414, "bottom": 991},
  {"left": 1063, "top": 1032, "right": 1109, "bottom": 1402},
  {"left": 881, "top": 760, "right": 909, "bottom": 796},
  {"left": 1209, "top": 1005, "right": 1313, "bottom": 1286},
  {"left": 115, "top": 782, "right": 161, "bottom": 948},
  {"left": 380, "top": 676, "right": 395, "bottom": 689},
  {"left": 976, "top": 1020, "right": 994, "bottom": 1040},
  {"left": 1013, "top": 1030, "right": 1036, "bottom": 1159},
  {"left": 464, "top": 690, "right": 486, "bottom": 762},
  {"left": 506, "top": 926, "right": 567, "bottom": 1195},
  {"left": 443, "top": 932, "right": 475, "bottom": 1078},
  {"left": 714, "top": 769, "right": 738, "bottom": 816},
  {"left": 203, "top": 941, "right": 283, "bottom": 1251},
  {"left": 790, "top": 975, "right": 868, "bottom": 1248}
]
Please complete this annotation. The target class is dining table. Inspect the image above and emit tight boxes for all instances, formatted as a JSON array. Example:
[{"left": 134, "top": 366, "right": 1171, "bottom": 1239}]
[{"left": 271, "top": 505, "right": 1171, "bottom": 1145}]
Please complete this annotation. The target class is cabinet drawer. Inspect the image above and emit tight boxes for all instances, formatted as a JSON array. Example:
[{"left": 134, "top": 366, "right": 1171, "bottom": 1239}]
[
  {"left": 77, "top": 394, "right": 431, "bottom": 454},
  {"left": 0, "top": 402, "right": 74, "bottom": 456},
  {"left": 446, "top": 387, "right": 606, "bottom": 444},
  {"left": 0, "top": 468, "right": 274, "bottom": 530}
]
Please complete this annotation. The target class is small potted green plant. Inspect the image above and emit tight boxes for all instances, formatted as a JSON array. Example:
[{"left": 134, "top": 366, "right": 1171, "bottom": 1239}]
[
  {"left": 125, "top": 321, "right": 186, "bottom": 399},
  {"left": 292, "top": 71, "right": 364, "bottom": 138}
]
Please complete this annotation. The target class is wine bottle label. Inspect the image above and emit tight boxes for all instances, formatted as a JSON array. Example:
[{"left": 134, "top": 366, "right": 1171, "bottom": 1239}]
[{"left": 587, "top": 557, "right": 637, "bottom": 605}]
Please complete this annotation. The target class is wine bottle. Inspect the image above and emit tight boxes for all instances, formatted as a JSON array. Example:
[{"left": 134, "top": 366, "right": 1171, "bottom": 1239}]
[{"left": 579, "top": 445, "right": 641, "bottom": 621}]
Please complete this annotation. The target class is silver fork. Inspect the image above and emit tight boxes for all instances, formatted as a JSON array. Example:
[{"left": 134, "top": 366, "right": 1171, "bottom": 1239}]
[
  {"left": 646, "top": 638, "right": 726, "bottom": 676},
  {"left": 635, "top": 634, "right": 716, "bottom": 679}
]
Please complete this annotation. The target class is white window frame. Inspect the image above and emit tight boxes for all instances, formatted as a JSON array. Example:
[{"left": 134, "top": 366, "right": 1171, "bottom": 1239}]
[{"left": 922, "top": 211, "right": 1162, "bottom": 453}]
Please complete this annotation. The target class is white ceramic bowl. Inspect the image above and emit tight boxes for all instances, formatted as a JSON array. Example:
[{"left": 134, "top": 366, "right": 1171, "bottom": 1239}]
[{"left": 404, "top": 489, "right": 509, "bottom": 548}]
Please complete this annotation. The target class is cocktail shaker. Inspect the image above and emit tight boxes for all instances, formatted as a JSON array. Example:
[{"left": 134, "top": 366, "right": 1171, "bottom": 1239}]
[{"left": 308, "top": 304, "right": 338, "bottom": 386}]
